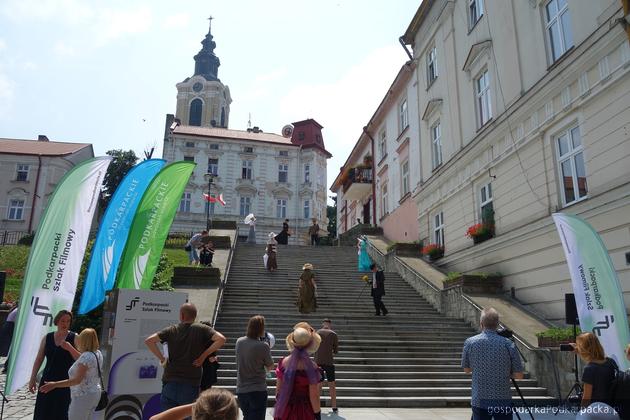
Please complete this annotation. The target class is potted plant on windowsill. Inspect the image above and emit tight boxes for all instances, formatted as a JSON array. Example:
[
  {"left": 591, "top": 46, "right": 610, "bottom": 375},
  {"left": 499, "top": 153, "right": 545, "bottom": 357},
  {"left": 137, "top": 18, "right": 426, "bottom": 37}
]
[
  {"left": 421, "top": 243, "right": 444, "bottom": 261},
  {"left": 466, "top": 223, "right": 494, "bottom": 244}
]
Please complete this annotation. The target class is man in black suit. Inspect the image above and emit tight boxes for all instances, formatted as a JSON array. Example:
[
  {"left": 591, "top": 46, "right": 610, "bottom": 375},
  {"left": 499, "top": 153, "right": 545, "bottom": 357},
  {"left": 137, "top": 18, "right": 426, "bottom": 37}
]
[{"left": 370, "top": 263, "right": 388, "bottom": 316}]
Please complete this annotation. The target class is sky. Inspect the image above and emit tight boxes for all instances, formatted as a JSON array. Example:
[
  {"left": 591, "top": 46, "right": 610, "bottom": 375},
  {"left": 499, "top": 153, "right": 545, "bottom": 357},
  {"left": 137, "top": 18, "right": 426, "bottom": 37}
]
[{"left": 0, "top": 0, "right": 419, "bottom": 200}]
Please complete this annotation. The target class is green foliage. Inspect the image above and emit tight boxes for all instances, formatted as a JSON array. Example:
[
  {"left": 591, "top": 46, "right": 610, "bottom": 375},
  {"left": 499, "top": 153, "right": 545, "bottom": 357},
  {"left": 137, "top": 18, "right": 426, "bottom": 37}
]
[
  {"left": 0, "top": 245, "right": 30, "bottom": 302},
  {"left": 164, "top": 233, "right": 190, "bottom": 249},
  {"left": 327, "top": 202, "right": 337, "bottom": 238},
  {"left": 17, "top": 233, "right": 34, "bottom": 245},
  {"left": 99, "top": 149, "right": 139, "bottom": 209},
  {"left": 151, "top": 253, "right": 174, "bottom": 291},
  {"left": 536, "top": 326, "right": 581, "bottom": 340},
  {"left": 446, "top": 272, "right": 462, "bottom": 281}
]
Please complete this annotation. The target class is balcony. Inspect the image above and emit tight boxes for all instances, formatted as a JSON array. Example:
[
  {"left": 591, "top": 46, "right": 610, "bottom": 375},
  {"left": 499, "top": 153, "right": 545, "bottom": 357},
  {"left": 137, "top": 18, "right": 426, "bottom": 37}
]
[{"left": 342, "top": 167, "right": 373, "bottom": 201}]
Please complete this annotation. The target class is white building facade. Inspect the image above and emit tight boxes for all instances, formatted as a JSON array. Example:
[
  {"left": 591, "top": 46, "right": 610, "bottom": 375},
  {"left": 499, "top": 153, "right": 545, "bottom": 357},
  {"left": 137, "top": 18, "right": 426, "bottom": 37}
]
[{"left": 400, "top": 0, "right": 630, "bottom": 323}]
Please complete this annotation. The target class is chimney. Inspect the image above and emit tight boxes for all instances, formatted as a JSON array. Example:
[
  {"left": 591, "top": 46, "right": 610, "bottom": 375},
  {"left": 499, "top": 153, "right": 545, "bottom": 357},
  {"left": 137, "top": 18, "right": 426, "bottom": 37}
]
[
  {"left": 252, "top": 126, "right": 261, "bottom": 133},
  {"left": 38, "top": 135, "right": 49, "bottom": 142}
]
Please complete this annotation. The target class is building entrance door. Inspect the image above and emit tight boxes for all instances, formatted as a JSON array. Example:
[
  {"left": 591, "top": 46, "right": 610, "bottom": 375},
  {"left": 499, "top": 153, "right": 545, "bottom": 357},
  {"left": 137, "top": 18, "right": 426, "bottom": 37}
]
[{"left": 363, "top": 200, "right": 371, "bottom": 225}]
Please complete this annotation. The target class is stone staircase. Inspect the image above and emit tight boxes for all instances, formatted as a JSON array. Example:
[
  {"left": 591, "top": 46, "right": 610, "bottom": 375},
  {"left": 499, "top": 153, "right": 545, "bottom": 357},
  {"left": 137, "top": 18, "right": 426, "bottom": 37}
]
[{"left": 213, "top": 244, "right": 554, "bottom": 407}]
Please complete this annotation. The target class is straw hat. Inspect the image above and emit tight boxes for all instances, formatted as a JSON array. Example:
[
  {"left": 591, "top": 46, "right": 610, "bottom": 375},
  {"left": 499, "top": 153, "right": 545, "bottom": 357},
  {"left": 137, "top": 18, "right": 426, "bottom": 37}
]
[
  {"left": 285, "top": 322, "right": 321, "bottom": 353},
  {"left": 302, "top": 263, "right": 313, "bottom": 270}
]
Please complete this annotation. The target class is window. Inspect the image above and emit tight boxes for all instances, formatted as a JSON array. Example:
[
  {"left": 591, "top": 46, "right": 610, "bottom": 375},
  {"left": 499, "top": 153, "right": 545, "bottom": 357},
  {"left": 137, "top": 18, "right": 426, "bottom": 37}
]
[
  {"left": 209, "top": 144, "right": 219, "bottom": 150},
  {"left": 381, "top": 182, "right": 389, "bottom": 217},
  {"left": 304, "top": 200, "right": 310, "bottom": 219},
  {"left": 434, "top": 211, "right": 444, "bottom": 247},
  {"left": 183, "top": 156, "right": 194, "bottom": 162},
  {"left": 7, "top": 199, "right": 25, "bottom": 220},
  {"left": 469, "top": 0, "right": 484, "bottom": 28},
  {"left": 399, "top": 99, "right": 409, "bottom": 132},
  {"left": 427, "top": 46, "right": 438, "bottom": 85},
  {"left": 189, "top": 98, "right": 202, "bottom": 126},
  {"left": 479, "top": 183, "right": 494, "bottom": 223},
  {"left": 475, "top": 70, "right": 492, "bottom": 127},
  {"left": 243, "top": 146, "right": 254, "bottom": 153},
  {"left": 242, "top": 160, "right": 253, "bottom": 180},
  {"left": 276, "top": 199, "right": 287, "bottom": 218},
  {"left": 304, "top": 164, "right": 310, "bottom": 183},
  {"left": 179, "top": 192, "right": 191, "bottom": 213},
  {"left": 16, "top": 164, "right": 29, "bottom": 181},
  {"left": 556, "top": 126, "right": 587, "bottom": 205},
  {"left": 207, "top": 158, "right": 219, "bottom": 176},
  {"left": 279, "top": 150, "right": 289, "bottom": 157},
  {"left": 431, "top": 122, "right": 442, "bottom": 169},
  {"left": 239, "top": 197, "right": 251, "bottom": 216},
  {"left": 379, "top": 130, "right": 387, "bottom": 159},
  {"left": 401, "top": 160, "right": 410, "bottom": 196},
  {"left": 315, "top": 134, "right": 322, "bottom": 143},
  {"left": 185, "top": 141, "right": 195, "bottom": 148},
  {"left": 545, "top": 0, "right": 573, "bottom": 62},
  {"left": 278, "top": 164, "right": 288, "bottom": 183},
  {"left": 298, "top": 131, "right": 305, "bottom": 141}
]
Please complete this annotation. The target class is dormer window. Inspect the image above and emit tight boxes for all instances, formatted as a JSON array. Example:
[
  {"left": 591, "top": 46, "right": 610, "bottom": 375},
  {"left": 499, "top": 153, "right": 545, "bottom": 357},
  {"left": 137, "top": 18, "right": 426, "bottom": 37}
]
[
  {"left": 244, "top": 146, "right": 254, "bottom": 153},
  {"left": 298, "top": 131, "right": 305, "bottom": 141}
]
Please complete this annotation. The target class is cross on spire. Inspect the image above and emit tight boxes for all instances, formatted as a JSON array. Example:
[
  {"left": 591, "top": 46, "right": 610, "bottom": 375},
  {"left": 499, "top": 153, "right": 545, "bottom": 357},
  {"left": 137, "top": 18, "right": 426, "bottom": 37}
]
[{"left": 208, "top": 15, "right": 213, "bottom": 32}]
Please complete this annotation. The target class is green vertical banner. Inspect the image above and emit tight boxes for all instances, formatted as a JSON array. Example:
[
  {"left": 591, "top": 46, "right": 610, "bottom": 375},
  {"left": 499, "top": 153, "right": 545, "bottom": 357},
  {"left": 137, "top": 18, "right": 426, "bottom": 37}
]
[
  {"left": 5, "top": 157, "right": 112, "bottom": 394},
  {"left": 553, "top": 213, "right": 630, "bottom": 370},
  {"left": 117, "top": 161, "right": 195, "bottom": 289}
]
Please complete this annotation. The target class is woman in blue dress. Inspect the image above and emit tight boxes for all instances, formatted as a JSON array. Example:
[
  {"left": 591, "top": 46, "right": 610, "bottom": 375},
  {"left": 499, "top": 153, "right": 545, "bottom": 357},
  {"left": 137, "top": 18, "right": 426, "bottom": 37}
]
[{"left": 357, "top": 236, "right": 372, "bottom": 272}]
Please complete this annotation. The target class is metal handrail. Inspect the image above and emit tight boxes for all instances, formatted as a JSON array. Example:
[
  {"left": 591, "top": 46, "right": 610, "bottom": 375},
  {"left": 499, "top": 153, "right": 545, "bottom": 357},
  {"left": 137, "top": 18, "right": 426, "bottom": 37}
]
[{"left": 211, "top": 227, "right": 238, "bottom": 327}]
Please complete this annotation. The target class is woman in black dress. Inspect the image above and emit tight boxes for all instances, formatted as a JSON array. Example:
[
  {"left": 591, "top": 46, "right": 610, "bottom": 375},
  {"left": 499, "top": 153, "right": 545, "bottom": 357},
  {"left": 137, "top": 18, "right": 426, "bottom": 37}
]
[
  {"left": 276, "top": 219, "right": 290, "bottom": 245},
  {"left": 29, "top": 310, "right": 77, "bottom": 420},
  {"left": 574, "top": 332, "right": 616, "bottom": 408}
]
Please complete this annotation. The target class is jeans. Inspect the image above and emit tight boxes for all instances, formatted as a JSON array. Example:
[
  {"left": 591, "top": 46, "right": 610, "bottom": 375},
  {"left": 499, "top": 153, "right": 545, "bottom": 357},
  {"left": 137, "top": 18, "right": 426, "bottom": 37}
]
[
  {"left": 472, "top": 406, "right": 513, "bottom": 420},
  {"left": 68, "top": 392, "right": 100, "bottom": 420},
  {"left": 160, "top": 382, "right": 200, "bottom": 411},
  {"left": 188, "top": 247, "right": 199, "bottom": 263},
  {"left": 237, "top": 391, "right": 268, "bottom": 420}
]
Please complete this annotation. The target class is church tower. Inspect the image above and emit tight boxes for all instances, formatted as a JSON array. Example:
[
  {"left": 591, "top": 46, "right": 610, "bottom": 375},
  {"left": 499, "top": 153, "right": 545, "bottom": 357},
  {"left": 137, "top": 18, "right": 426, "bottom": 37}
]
[{"left": 175, "top": 19, "right": 232, "bottom": 128}]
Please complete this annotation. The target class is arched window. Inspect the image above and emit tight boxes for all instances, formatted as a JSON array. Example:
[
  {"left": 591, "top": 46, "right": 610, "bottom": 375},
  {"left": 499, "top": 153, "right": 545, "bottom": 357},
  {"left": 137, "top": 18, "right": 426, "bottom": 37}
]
[
  {"left": 189, "top": 99, "right": 202, "bottom": 126},
  {"left": 220, "top": 107, "right": 225, "bottom": 127}
]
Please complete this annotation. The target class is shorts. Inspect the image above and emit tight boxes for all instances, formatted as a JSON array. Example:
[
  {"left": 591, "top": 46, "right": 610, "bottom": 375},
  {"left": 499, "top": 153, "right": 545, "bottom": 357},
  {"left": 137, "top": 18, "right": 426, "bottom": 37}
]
[{"left": 319, "top": 364, "right": 335, "bottom": 382}]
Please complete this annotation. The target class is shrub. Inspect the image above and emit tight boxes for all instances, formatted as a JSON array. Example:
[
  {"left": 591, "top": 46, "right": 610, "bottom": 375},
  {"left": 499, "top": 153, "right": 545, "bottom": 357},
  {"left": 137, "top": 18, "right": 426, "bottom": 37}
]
[
  {"left": 536, "top": 326, "right": 581, "bottom": 340},
  {"left": 17, "top": 233, "right": 34, "bottom": 246},
  {"left": 421, "top": 243, "right": 445, "bottom": 258}
]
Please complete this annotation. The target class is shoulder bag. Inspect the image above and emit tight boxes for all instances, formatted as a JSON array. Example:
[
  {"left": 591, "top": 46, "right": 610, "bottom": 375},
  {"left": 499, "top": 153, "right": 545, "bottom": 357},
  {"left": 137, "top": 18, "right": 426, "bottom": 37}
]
[{"left": 92, "top": 351, "right": 109, "bottom": 411}]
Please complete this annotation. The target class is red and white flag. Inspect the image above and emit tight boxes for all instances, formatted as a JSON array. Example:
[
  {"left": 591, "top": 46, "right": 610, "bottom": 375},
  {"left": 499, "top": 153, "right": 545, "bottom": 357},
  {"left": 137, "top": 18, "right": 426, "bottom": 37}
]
[{"left": 203, "top": 193, "right": 225, "bottom": 206}]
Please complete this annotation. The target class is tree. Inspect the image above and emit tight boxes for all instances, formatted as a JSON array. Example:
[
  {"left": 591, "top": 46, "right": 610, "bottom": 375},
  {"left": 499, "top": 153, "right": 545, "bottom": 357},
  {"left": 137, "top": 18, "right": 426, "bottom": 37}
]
[
  {"left": 99, "top": 149, "right": 138, "bottom": 210},
  {"left": 327, "top": 195, "right": 337, "bottom": 238}
]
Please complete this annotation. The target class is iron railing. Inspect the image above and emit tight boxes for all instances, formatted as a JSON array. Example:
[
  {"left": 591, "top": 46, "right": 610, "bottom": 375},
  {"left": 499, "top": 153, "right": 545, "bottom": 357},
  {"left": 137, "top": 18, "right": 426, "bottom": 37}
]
[{"left": 211, "top": 227, "right": 239, "bottom": 327}]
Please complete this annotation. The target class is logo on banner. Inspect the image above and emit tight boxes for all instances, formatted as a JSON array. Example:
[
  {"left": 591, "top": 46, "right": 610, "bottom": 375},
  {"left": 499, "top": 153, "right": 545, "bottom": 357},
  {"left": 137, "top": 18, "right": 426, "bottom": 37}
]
[
  {"left": 593, "top": 315, "right": 615, "bottom": 336},
  {"left": 133, "top": 252, "right": 150, "bottom": 289},
  {"left": 125, "top": 297, "right": 140, "bottom": 311},
  {"left": 31, "top": 296, "right": 53, "bottom": 326}
]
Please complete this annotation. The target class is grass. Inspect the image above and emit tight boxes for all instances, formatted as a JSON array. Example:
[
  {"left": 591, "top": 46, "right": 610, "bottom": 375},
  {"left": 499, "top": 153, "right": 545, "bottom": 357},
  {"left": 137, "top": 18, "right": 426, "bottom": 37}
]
[
  {"left": 0, "top": 245, "right": 30, "bottom": 302},
  {"left": 163, "top": 248, "right": 190, "bottom": 266}
]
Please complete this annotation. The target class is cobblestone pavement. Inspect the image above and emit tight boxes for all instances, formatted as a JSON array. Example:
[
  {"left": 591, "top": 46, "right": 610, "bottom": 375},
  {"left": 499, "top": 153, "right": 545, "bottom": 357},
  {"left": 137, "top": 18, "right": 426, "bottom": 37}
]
[{"left": 0, "top": 358, "right": 34, "bottom": 420}]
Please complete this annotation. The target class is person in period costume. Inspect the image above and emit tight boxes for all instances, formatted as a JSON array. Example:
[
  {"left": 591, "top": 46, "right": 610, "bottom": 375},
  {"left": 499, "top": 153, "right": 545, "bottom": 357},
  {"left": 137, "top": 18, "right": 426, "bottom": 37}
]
[
  {"left": 370, "top": 263, "right": 388, "bottom": 316},
  {"left": 273, "top": 323, "right": 322, "bottom": 420},
  {"left": 29, "top": 310, "right": 77, "bottom": 420},
  {"left": 247, "top": 216, "right": 257, "bottom": 244},
  {"left": 357, "top": 236, "right": 372, "bottom": 272},
  {"left": 276, "top": 219, "right": 290, "bottom": 245},
  {"left": 308, "top": 219, "right": 320, "bottom": 246},
  {"left": 266, "top": 233, "right": 278, "bottom": 272},
  {"left": 297, "top": 263, "right": 317, "bottom": 314}
]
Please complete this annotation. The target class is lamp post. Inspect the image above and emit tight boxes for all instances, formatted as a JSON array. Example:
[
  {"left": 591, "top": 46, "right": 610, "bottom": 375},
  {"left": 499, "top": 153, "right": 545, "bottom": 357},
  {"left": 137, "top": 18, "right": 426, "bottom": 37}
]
[{"left": 204, "top": 173, "right": 214, "bottom": 231}]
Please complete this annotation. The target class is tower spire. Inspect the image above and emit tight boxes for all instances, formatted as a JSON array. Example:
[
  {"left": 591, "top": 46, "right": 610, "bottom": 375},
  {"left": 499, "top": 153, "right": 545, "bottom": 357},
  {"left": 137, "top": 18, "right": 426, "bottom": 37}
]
[{"left": 193, "top": 17, "right": 221, "bottom": 81}]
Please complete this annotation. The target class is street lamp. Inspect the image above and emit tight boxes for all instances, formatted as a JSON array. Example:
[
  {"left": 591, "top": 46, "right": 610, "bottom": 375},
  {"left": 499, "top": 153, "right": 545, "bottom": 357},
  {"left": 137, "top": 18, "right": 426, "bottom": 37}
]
[{"left": 204, "top": 172, "right": 214, "bottom": 230}]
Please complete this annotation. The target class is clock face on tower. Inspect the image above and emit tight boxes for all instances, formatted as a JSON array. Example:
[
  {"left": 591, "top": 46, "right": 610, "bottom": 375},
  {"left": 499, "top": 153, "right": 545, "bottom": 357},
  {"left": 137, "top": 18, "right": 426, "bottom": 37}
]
[{"left": 192, "top": 82, "right": 203, "bottom": 92}]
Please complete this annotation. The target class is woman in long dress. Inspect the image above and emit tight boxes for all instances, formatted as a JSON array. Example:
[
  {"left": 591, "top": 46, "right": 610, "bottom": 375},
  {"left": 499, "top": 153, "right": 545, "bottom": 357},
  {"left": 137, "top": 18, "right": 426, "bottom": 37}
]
[
  {"left": 297, "top": 263, "right": 317, "bottom": 313},
  {"left": 266, "top": 233, "right": 278, "bottom": 272},
  {"left": 275, "top": 219, "right": 290, "bottom": 245},
  {"left": 247, "top": 216, "right": 256, "bottom": 244},
  {"left": 29, "top": 310, "right": 77, "bottom": 420},
  {"left": 358, "top": 236, "right": 372, "bottom": 272}
]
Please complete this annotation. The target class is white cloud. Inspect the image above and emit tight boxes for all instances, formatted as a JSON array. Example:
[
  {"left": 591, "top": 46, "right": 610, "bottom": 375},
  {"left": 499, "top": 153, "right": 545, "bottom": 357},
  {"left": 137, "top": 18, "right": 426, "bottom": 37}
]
[
  {"left": 93, "top": 6, "right": 153, "bottom": 46},
  {"left": 164, "top": 12, "right": 190, "bottom": 29},
  {"left": 278, "top": 45, "right": 407, "bottom": 186},
  {"left": 53, "top": 41, "right": 75, "bottom": 57}
]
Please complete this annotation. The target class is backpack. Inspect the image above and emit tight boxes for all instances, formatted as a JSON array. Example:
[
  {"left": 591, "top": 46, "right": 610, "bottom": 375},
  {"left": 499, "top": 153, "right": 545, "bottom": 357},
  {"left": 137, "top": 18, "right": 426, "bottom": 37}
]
[{"left": 609, "top": 358, "right": 630, "bottom": 419}]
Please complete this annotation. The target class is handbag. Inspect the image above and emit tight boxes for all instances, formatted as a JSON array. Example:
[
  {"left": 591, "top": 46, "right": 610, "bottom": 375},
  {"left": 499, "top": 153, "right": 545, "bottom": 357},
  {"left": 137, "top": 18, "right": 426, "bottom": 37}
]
[{"left": 92, "top": 351, "right": 109, "bottom": 411}]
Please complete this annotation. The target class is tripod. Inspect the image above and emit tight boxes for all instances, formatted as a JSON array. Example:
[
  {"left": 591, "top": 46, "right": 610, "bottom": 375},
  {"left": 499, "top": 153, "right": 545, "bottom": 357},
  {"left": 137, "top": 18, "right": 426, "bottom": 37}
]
[
  {"left": 500, "top": 331, "right": 535, "bottom": 420},
  {"left": 0, "top": 388, "right": 9, "bottom": 420},
  {"left": 555, "top": 322, "right": 582, "bottom": 415},
  {"left": 354, "top": 281, "right": 370, "bottom": 305}
]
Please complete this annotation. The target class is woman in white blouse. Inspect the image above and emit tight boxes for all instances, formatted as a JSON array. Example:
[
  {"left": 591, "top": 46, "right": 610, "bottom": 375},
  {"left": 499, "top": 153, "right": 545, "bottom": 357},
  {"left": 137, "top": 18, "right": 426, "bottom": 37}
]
[{"left": 40, "top": 328, "right": 103, "bottom": 420}]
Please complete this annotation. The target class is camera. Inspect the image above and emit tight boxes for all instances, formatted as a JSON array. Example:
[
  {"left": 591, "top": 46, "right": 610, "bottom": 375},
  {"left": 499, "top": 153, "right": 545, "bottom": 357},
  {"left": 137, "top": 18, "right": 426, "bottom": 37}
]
[{"left": 497, "top": 328, "right": 514, "bottom": 339}]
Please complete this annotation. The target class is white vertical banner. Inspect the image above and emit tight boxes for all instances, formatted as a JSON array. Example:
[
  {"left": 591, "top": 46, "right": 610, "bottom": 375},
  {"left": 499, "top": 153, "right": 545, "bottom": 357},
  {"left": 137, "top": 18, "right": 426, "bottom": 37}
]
[
  {"left": 6, "top": 157, "right": 112, "bottom": 394},
  {"left": 553, "top": 213, "right": 630, "bottom": 370}
]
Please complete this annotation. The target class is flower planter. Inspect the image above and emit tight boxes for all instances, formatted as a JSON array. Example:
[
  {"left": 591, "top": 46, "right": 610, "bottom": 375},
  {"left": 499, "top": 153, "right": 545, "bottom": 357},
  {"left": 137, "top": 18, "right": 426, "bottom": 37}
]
[
  {"left": 537, "top": 336, "right": 573, "bottom": 348},
  {"left": 389, "top": 243, "right": 421, "bottom": 257},
  {"left": 443, "top": 274, "right": 503, "bottom": 294},
  {"left": 428, "top": 252, "right": 444, "bottom": 261},
  {"left": 472, "top": 231, "right": 493, "bottom": 244}
]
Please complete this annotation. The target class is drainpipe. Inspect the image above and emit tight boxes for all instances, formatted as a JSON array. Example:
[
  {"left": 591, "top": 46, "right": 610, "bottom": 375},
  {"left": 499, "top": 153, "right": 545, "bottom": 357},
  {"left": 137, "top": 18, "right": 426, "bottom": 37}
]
[
  {"left": 27, "top": 155, "right": 42, "bottom": 233},
  {"left": 362, "top": 126, "right": 377, "bottom": 227}
]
